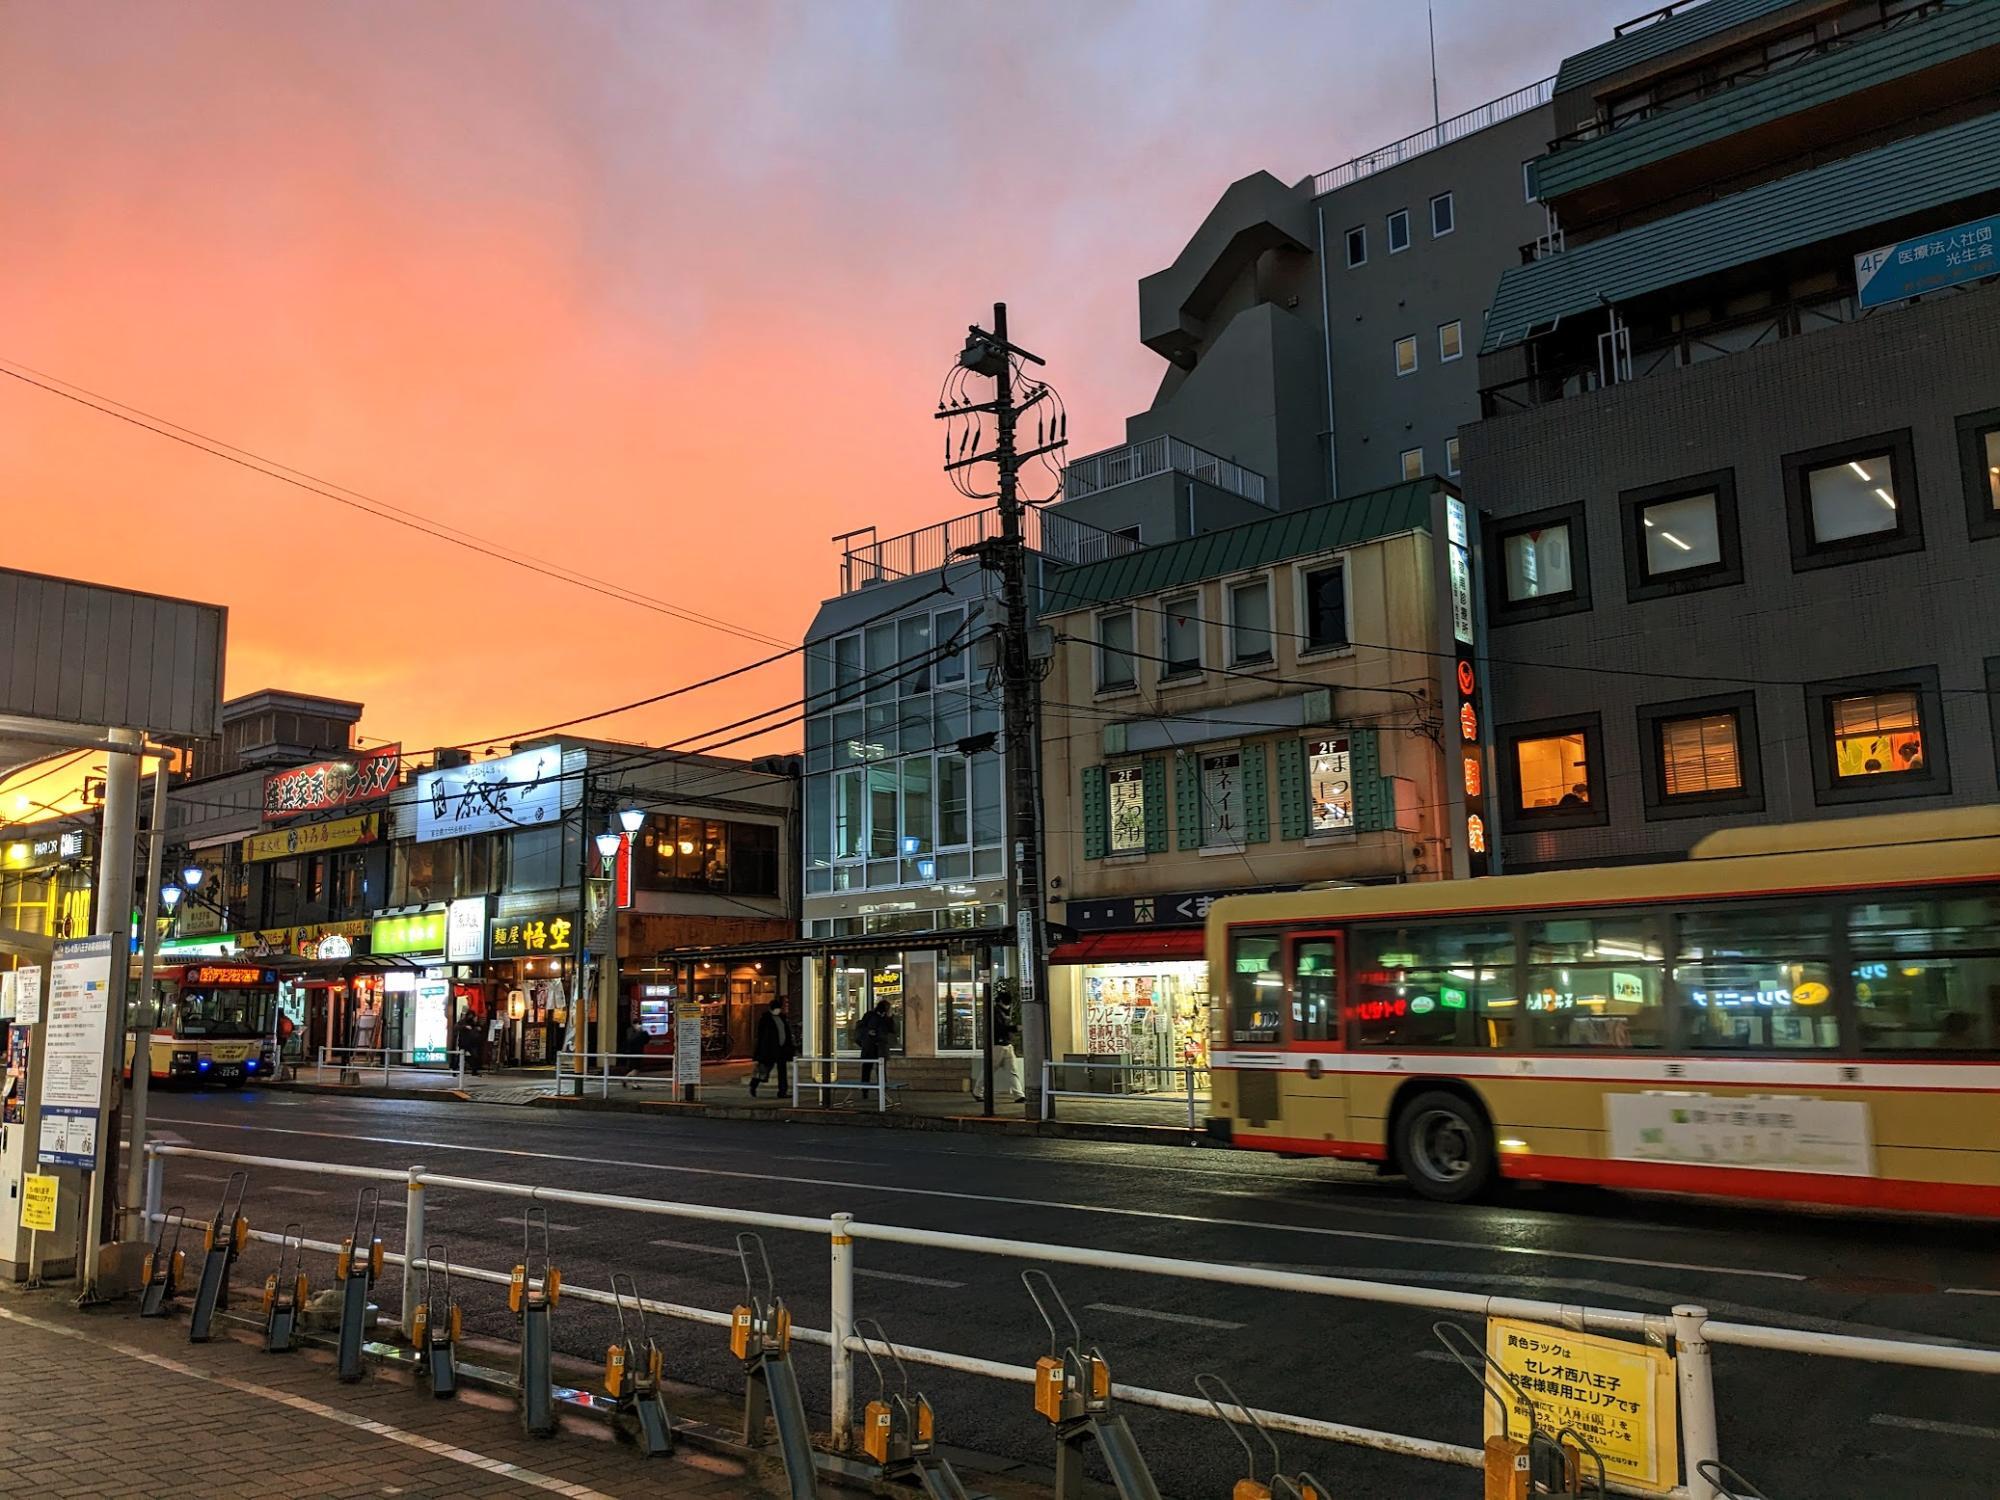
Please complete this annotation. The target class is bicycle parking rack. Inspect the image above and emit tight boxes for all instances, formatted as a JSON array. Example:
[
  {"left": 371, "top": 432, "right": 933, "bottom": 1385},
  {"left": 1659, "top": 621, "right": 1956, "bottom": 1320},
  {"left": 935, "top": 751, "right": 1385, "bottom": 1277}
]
[
  {"left": 1195, "top": 1373, "right": 1329, "bottom": 1500},
  {"left": 1697, "top": 1460, "right": 1773, "bottom": 1499},
  {"left": 1433, "top": 1322, "right": 1605, "bottom": 1499},
  {"left": 729, "top": 1232, "right": 820, "bottom": 1499},
  {"left": 853, "top": 1318, "right": 984, "bottom": 1500},
  {"left": 335, "top": 1187, "right": 384, "bottom": 1383},
  {"left": 189, "top": 1172, "right": 249, "bottom": 1343},
  {"left": 1022, "top": 1269, "right": 1162, "bottom": 1500},
  {"left": 260, "top": 1223, "right": 310, "bottom": 1354},
  {"left": 410, "top": 1242, "right": 462, "bottom": 1398},
  {"left": 138, "top": 1202, "right": 189, "bottom": 1318},
  {"left": 509, "top": 1206, "right": 563, "bottom": 1437},
  {"left": 604, "top": 1272, "right": 675, "bottom": 1457}
]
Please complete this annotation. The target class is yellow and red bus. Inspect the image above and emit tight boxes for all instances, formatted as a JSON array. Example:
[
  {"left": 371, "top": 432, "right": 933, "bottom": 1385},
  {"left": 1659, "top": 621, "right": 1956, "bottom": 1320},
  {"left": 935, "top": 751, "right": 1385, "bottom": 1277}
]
[
  {"left": 1205, "top": 808, "right": 2000, "bottom": 1216},
  {"left": 125, "top": 963, "right": 281, "bottom": 1087}
]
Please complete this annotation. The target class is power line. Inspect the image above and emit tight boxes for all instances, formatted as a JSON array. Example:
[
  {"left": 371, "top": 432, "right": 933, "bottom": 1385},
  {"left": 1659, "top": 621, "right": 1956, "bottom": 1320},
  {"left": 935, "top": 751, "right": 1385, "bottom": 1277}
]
[{"left": 0, "top": 357, "right": 792, "bottom": 650}]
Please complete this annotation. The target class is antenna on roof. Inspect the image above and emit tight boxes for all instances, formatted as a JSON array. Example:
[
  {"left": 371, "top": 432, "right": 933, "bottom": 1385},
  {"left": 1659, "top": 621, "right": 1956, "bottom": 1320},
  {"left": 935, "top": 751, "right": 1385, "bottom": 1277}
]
[{"left": 1427, "top": 0, "right": 1442, "bottom": 130}]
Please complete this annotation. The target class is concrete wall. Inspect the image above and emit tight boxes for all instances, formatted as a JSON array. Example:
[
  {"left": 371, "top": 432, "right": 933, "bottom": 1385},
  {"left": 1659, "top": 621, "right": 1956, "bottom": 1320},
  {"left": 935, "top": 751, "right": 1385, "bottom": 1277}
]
[
  {"left": 1320, "top": 106, "right": 1552, "bottom": 497},
  {"left": 1465, "top": 277, "right": 2000, "bottom": 870}
]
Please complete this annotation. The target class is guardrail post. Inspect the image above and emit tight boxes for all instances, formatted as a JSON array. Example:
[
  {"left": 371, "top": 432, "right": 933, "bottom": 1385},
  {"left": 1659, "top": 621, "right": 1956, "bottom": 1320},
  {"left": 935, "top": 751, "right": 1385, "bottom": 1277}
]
[
  {"left": 317, "top": 1044, "right": 327, "bottom": 1084},
  {"left": 383, "top": 1048, "right": 393, "bottom": 1088},
  {"left": 401, "top": 1166, "right": 426, "bottom": 1336},
  {"left": 1185, "top": 1065, "right": 1196, "bottom": 1130},
  {"left": 877, "top": 1061, "right": 887, "bottom": 1114},
  {"left": 602, "top": 1052, "right": 611, "bottom": 1100},
  {"left": 1674, "top": 1305, "right": 1721, "bottom": 1499},
  {"left": 1042, "top": 1059, "right": 1056, "bottom": 1121},
  {"left": 455, "top": 1049, "right": 465, "bottom": 1090},
  {"left": 142, "top": 1143, "right": 163, "bottom": 1232},
  {"left": 829, "top": 1212, "right": 855, "bottom": 1450}
]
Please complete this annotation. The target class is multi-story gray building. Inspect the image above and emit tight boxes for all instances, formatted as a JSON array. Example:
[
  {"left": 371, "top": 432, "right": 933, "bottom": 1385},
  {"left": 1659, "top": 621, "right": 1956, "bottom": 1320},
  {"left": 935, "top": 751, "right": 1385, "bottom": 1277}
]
[
  {"left": 1467, "top": 0, "right": 2000, "bottom": 870},
  {"left": 1065, "top": 69, "right": 1555, "bottom": 535}
]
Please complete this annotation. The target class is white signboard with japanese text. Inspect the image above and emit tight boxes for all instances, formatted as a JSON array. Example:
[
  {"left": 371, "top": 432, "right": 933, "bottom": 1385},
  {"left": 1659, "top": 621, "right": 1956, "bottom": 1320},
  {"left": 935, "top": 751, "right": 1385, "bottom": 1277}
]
[
  {"left": 1606, "top": 1092, "right": 1873, "bottom": 1177},
  {"left": 674, "top": 1000, "right": 703, "bottom": 1088},
  {"left": 416, "top": 745, "right": 564, "bottom": 844},
  {"left": 38, "top": 1105, "right": 98, "bottom": 1169},
  {"left": 41, "top": 935, "right": 113, "bottom": 1111},
  {"left": 14, "top": 964, "right": 43, "bottom": 1025},
  {"left": 446, "top": 896, "right": 488, "bottom": 963}
]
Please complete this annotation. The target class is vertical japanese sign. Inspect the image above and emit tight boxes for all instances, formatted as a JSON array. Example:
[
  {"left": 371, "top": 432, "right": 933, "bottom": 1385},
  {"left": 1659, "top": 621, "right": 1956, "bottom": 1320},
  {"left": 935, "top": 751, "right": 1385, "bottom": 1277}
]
[
  {"left": 1486, "top": 1318, "right": 1678, "bottom": 1494},
  {"left": 673, "top": 1000, "right": 703, "bottom": 1090},
  {"left": 41, "top": 934, "right": 113, "bottom": 1111},
  {"left": 14, "top": 964, "right": 43, "bottom": 1024},
  {"left": 1443, "top": 496, "right": 1490, "bottom": 877},
  {"left": 20, "top": 1173, "right": 59, "bottom": 1232}
]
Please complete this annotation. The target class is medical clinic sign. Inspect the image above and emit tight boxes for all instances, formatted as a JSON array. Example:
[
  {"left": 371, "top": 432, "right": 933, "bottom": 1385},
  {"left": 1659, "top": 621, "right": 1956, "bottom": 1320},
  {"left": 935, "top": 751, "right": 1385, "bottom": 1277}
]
[{"left": 262, "top": 745, "right": 401, "bottom": 820}]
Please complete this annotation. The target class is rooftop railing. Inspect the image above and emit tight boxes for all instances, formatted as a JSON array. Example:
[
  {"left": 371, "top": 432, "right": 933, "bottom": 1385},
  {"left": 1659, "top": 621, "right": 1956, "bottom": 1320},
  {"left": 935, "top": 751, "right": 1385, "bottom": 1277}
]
[
  {"left": 1061, "top": 434, "right": 1270, "bottom": 506},
  {"left": 1311, "top": 76, "right": 1556, "bottom": 198},
  {"left": 834, "top": 506, "right": 1142, "bottom": 593}
]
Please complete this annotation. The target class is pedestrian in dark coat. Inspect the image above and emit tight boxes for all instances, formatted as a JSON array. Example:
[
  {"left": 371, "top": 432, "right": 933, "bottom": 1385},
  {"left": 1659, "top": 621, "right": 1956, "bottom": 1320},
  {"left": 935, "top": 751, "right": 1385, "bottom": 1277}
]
[{"left": 750, "top": 998, "right": 796, "bottom": 1098}]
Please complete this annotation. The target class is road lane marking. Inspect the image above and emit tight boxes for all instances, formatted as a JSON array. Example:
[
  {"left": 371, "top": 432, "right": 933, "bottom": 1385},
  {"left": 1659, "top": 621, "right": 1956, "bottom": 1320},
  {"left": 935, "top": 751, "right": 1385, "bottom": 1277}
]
[
  {"left": 502, "top": 1216, "right": 581, "bottom": 1233},
  {"left": 1946, "top": 1287, "right": 2000, "bottom": 1298},
  {"left": 150, "top": 1116, "right": 1806, "bottom": 1283},
  {"left": 264, "top": 1185, "right": 324, "bottom": 1197},
  {"left": 1871, "top": 1413, "right": 2000, "bottom": 1442},
  {"left": 0, "top": 1305, "right": 618, "bottom": 1497},
  {"left": 649, "top": 1238, "right": 737, "bottom": 1257},
  {"left": 857, "top": 1268, "right": 963, "bottom": 1289},
  {"left": 1086, "top": 1302, "right": 1244, "bottom": 1331}
]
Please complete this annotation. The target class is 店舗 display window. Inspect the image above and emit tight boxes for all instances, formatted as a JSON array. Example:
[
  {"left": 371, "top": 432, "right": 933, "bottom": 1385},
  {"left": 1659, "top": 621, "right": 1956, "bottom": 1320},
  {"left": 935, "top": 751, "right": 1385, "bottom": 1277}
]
[{"left": 1075, "top": 961, "right": 1210, "bottom": 1086}]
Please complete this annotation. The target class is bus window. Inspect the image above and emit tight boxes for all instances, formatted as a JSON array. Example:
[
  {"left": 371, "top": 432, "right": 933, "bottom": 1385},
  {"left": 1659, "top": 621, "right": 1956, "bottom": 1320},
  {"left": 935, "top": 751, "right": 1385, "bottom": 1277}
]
[
  {"left": 1676, "top": 905, "right": 1836, "bottom": 1050},
  {"left": 1524, "top": 916, "right": 1665, "bottom": 1049},
  {"left": 1227, "top": 932, "right": 1284, "bottom": 1045},
  {"left": 1292, "top": 938, "right": 1338, "bottom": 1042},
  {"left": 1349, "top": 924, "right": 1512, "bottom": 1049},
  {"left": 1850, "top": 895, "right": 2000, "bottom": 1051}
]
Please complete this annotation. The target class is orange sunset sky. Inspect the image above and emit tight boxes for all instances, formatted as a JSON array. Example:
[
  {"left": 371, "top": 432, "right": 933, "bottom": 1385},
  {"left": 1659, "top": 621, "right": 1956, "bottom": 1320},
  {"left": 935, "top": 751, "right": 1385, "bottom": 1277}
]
[{"left": 1, "top": 1, "right": 1608, "bottom": 799}]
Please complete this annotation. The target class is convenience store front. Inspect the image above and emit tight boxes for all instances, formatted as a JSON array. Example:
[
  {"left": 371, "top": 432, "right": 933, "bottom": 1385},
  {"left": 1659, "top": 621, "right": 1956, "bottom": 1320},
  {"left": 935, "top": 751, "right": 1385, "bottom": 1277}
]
[{"left": 1046, "top": 929, "right": 1210, "bottom": 1088}]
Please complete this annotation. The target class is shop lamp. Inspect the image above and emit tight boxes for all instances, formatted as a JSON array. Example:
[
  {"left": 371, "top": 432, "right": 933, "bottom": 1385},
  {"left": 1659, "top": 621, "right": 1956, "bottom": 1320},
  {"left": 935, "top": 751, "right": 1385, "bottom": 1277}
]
[
  {"left": 594, "top": 831, "right": 622, "bottom": 861},
  {"left": 618, "top": 806, "right": 646, "bottom": 834},
  {"left": 160, "top": 884, "right": 182, "bottom": 911},
  {"left": 181, "top": 864, "right": 205, "bottom": 889}
]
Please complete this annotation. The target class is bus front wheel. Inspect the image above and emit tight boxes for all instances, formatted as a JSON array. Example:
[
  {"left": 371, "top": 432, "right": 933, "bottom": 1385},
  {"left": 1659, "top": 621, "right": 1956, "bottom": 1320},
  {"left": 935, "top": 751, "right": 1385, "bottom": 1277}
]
[{"left": 1395, "top": 1090, "right": 1494, "bottom": 1204}]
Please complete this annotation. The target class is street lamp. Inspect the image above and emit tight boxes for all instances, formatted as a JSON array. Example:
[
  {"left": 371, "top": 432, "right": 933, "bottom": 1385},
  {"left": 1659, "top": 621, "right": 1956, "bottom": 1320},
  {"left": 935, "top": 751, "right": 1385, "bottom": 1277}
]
[
  {"left": 160, "top": 884, "right": 182, "bottom": 911},
  {"left": 593, "top": 830, "right": 622, "bottom": 863},
  {"left": 180, "top": 864, "right": 204, "bottom": 889},
  {"left": 618, "top": 806, "right": 646, "bottom": 834}
]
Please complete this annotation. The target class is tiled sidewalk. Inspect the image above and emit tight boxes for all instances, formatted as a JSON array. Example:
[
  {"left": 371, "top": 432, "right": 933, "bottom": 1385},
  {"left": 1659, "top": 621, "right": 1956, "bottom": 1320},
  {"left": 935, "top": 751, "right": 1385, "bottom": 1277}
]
[{"left": 0, "top": 1292, "right": 784, "bottom": 1499}]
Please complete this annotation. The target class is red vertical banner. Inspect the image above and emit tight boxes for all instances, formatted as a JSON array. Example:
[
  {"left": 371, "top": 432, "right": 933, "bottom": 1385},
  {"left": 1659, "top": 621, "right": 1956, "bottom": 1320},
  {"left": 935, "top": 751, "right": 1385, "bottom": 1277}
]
[{"left": 615, "top": 832, "right": 634, "bottom": 908}]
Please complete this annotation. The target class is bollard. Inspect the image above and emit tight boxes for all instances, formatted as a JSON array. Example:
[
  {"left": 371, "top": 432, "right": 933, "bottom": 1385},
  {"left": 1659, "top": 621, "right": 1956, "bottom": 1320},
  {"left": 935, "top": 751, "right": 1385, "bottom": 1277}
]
[
  {"left": 401, "top": 1167, "right": 426, "bottom": 1337},
  {"left": 1184, "top": 1066, "right": 1197, "bottom": 1131},
  {"left": 829, "top": 1213, "right": 856, "bottom": 1450},
  {"left": 1675, "top": 1305, "right": 1722, "bottom": 1500},
  {"left": 143, "top": 1145, "right": 164, "bottom": 1236}
]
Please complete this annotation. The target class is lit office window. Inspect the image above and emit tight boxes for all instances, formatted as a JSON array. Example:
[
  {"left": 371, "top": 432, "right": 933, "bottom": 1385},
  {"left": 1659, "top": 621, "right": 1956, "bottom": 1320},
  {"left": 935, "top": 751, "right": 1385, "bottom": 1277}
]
[
  {"left": 1659, "top": 713, "right": 1742, "bottom": 797},
  {"left": 1830, "top": 690, "right": 1925, "bottom": 781}
]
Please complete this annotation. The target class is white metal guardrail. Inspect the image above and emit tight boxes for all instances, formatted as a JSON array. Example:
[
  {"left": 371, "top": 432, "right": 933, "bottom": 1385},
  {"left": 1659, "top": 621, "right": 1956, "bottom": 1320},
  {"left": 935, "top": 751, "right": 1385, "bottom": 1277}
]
[
  {"left": 138, "top": 1140, "right": 2000, "bottom": 1500},
  {"left": 792, "top": 1054, "right": 889, "bottom": 1112},
  {"left": 553, "top": 1049, "right": 682, "bottom": 1099},
  {"left": 1041, "top": 1060, "right": 1208, "bottom": 1129},
  {"left": 313, "top": 1046, "right": 466, "bottom": 1090}
]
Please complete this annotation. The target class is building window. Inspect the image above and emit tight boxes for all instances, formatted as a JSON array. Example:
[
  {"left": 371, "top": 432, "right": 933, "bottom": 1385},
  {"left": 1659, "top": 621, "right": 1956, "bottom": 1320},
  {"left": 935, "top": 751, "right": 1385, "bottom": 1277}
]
[
  {"left": 1503, "top": 714, "right": 1606, "bottom": 828},
  {"left": 1430, "top": 191, "right": 1454, "bottom": 238},
  {"left": 1228, "top": 578, "right": 1272, "bottom": 664},
  {"left": 1831, "top": 690, "right": 1926, "bottom": 783},
  {"left": 1107, "top": 766, "right": 1146, "bottom": 854},
  {"left": 1806, "top": 668, "right": 1948, "bottom": 806},
  {"left": 1445, "top": 436, "right": 1460, "bottom": 476},
  {"left": 933, "top": 605, "right": 966, "bottom": 684},
  {"left": 1394, "top": 335, "right": 1417, "bottom": 377},
  {"left": 1438, "top": 320, "right": 1462, "bottom": 362},
  {"left": 1621, "top": 471, "right": 1740, "bottom": 601},
  {"left": 1660, "top": 712, "right": 1741, "bottom": 797},
  {"left": 1307, "top": 736, "right": 1353, "bottom": 833},
  {"left": 1299, "top": 564, "right": 1348, "bottom": 653},
  {"left": 1097, "top": 609, "right": 1136, "bottom": 691},
  {"left": 1399, "top": 446, "right": 1423, "bottom": 481},
  {"left": 1784, "top": 431, "right": 1922, "bottom": 569},
  {"left": 1639, "top": 693, "right": 1763, "bottom": 820},
  {"left": 1200, "top": 751, "right": 1244, "bottom": 847},
  {"left": 1641, "top": 492, "right": 1721, "bottom": 574},
  {"left": 937, "top": 754, "right": 969, "bottom": 846},
  {"left": 1387, "top": 209, "right": 1410, "bottom": 253},
  {"left": 1956, "top": 407, "right": 2000, "bottom": 541},
  {"left": 1345, "top": 225, "right": 1366, "bottom": 267},
  {"left": 1522, "top": 159, "right": 1537, "bottom": 202},
  {"left": 1489, "top": 504, "right": 1589, "bottom": 621},
  {"left": 1161, "top": 593, "right": 1201, "bottom": 676}
]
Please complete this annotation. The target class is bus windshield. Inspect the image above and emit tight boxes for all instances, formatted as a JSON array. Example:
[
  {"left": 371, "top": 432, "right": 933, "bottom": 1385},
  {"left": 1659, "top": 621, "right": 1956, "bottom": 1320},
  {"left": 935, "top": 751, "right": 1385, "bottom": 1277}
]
[{"left": 172, "top": 987, "right": 274, "bottom": 1038}]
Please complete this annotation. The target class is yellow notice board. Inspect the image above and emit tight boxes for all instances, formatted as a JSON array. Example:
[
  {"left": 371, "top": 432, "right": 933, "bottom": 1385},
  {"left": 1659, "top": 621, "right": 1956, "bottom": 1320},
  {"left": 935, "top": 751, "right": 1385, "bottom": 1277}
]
[
  {"left": 21, "top": 1173, "right": 59, "bottom": 1232},
  {"left": 1486, "top": 1317, "right": 1679, "bottom": 1494}
]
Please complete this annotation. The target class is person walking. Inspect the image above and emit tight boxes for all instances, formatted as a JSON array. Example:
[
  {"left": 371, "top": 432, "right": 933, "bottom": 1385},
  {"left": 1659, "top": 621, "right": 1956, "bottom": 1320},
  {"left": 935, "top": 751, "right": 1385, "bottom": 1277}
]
[
  {"left": 974, "top": 989, "right": 1025, "bottom": 1103},
  {"left": 750, "top": 997, "right": 796, "bottom": 1099},
  {"left": 453, "top": 1006, "right": 483, "bottom": 1076},
  {"left": 855, "top": 998, "right": 895, "bottom": 1090},
  {"left": 619, "top": 1015, "right": 650, "bottom": 1087}
]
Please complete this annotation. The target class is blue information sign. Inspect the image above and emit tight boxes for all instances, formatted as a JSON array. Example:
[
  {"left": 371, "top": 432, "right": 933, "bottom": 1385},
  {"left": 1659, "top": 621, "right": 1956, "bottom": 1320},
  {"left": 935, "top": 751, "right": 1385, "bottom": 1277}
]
[
  {"left": 37, "top": 1103, "right": 99, "bottom": 1169},
  {"left": 1855, "top": 214, "right": 2000, "bottom": 309}
]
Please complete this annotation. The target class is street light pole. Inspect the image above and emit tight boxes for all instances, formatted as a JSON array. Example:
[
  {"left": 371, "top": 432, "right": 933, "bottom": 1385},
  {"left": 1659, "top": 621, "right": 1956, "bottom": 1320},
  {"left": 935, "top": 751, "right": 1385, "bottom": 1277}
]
[{"left": 120, "top": 755, "right": 171, "bottom": 1242}]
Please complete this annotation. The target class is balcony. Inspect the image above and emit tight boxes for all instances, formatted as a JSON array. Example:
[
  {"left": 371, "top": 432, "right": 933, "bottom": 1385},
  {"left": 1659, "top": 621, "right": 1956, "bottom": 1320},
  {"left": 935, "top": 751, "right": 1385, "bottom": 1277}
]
[
  {"left": 1062, "top": 436, "right": 1269, "bottom": 507},
  {"left": 834, "top": 507, "right": 1141, "bottom": 594}
]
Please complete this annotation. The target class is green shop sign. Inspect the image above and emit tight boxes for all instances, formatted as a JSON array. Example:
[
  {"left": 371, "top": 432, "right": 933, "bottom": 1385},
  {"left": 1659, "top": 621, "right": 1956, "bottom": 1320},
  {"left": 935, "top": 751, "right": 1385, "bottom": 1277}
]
[{"left": 370, "top": 910, "right": 447, "bottom": 956}]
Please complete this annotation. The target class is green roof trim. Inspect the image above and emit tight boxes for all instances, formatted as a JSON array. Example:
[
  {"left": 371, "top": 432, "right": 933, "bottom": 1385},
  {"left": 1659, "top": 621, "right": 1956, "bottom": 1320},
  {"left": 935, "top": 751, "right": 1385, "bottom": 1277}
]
[
  {"left": 1038, "top": 481, "right": 1437, "bottom": 614},
  {"left": 1484, "top": 107, "right": 2000, "bottom": 353},
  {"left": 1554, "top": 0, "right": 1804, "bottom": 96},
  {"left": 1536, "top": 4, "right": 2000, "bottom": 203}
]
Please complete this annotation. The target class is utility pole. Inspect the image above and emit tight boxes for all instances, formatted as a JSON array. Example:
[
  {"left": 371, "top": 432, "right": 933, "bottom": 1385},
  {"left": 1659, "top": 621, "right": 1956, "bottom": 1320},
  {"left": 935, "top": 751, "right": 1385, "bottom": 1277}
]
[{"left": 937, "top": 303, "right": 1064, "bottom": 1121}]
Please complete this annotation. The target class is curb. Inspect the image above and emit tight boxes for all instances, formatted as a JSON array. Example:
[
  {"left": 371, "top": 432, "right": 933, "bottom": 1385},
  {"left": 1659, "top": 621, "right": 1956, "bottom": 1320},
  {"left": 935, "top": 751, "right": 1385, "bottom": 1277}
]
[{"left": 267, "top": 1081, "right": 471, "bottom": 1103}]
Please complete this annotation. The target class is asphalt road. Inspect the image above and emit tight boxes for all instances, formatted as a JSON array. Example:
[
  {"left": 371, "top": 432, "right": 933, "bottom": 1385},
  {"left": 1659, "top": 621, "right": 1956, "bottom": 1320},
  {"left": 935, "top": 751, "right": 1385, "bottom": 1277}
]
[{"left": 127, "top": 1089, "right": 2000, "bottom": 1499}]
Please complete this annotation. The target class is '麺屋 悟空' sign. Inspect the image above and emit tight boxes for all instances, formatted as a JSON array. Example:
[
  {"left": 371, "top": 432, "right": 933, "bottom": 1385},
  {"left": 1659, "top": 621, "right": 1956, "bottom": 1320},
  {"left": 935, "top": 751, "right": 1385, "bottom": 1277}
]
[{"left": 1855, "top": 214, "right": 1998, "bottom": 309}]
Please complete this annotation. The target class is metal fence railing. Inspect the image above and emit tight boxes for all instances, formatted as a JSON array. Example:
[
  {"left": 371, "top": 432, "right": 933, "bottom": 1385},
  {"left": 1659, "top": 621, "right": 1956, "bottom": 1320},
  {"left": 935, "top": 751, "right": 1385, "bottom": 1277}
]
[
  {"left": 1041, "top": 1060, "right": 1208, "bottom": 1130},
  {"left": 1311, "top": 76, "right": 1556, "bottom": 197},
  {"left": 312, "top": 1045, "right": 465, "bottom": 1090},
  {"left": 553, "top": 1048, "right": 685, "bottom": 1099},
  {"left": 1061, "top": 435, "right": 1270, "bottom": 507},
  {"left": 792, "top": 1054, "right": 890, "bottom": 1112},
  {"left": 834, "top": 507, "right": 1142, "bottom": 592},
  {"left": 139, "top": 1140, "right": 2000, "bottom": 1500}
]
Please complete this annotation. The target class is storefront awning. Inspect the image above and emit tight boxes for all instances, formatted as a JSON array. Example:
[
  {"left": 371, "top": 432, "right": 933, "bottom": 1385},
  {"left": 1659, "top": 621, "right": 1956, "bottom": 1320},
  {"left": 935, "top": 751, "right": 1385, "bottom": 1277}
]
[
  {"left": 641, "top": 927, "right": 1011, "bottom": 967},
  {"left": 1048, "top": 929, "right": 1205, "bottom": 965}
]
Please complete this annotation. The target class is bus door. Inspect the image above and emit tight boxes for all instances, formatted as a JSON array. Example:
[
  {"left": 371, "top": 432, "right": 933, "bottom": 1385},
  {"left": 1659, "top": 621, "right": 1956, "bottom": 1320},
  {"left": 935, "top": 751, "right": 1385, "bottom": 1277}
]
[
  {"left": 1281, "top": 931, "right": 1350, "bottom": 1147},
  {"left": 1221, "top": 928, "right": 1288, "bottom": 1130}
]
